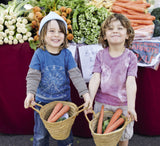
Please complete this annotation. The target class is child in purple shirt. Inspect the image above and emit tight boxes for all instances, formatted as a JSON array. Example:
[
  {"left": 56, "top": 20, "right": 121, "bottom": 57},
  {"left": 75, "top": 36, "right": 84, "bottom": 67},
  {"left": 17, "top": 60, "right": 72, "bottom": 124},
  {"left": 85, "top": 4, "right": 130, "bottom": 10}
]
[{"left": 89, "top": 13, "right": 138, "bottom": 146}]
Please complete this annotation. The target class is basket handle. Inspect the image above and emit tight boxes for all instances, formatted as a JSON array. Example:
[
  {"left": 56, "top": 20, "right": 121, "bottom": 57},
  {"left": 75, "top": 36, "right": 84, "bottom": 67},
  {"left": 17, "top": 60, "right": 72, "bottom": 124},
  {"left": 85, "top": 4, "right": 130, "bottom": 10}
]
[
  {"left": 124, "top": 117, "right": 132, "bottom": 127},
  {"left": 76, "top": 104, "right": 86, "bottom": 114},
  {"left": 30, "top": 102, "right": 43, "bottom": 114},
  {"left": 84, "top": 109, "right": 96, "bottom": 124}
]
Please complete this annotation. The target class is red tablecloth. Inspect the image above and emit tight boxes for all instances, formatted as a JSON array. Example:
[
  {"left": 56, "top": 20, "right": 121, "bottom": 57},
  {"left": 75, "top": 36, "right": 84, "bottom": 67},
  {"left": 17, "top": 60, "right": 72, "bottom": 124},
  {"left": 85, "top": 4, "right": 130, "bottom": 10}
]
[
  {"left": 134, "top": 66, "right": 160, "bottom": 135},
  {"left": 0, "top": 42, "right": 34, "bottom": 134},
  {"left": 0, "top": 43, "right": 160, "bottom": 136}
]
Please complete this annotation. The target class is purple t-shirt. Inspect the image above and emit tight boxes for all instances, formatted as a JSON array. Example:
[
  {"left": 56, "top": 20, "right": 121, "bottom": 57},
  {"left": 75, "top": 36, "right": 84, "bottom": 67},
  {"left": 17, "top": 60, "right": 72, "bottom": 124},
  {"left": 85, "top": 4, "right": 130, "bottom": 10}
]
[{"left": 93, "top": 47, "right": 137, "bottom": 106}]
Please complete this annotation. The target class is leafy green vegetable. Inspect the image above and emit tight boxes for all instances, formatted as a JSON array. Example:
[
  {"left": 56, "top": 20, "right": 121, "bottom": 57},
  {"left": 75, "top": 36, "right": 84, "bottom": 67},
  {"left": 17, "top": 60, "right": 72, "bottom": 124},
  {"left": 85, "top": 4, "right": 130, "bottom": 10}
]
[
  {"left": 102, "top": 118, "right": 110, "bottom": 133},
  {"left": 72, "top": 5, "right": 111, "bottom": 44},
  {"left": 56, "top": 117, "right": 66, "bottom": 122}
]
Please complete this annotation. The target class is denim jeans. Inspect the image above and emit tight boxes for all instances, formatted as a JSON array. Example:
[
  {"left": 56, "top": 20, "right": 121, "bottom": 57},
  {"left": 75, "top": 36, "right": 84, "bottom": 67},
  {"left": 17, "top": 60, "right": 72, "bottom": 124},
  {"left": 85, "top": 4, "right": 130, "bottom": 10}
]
[{"left": 33, "top": 104, "right": 73, "bottom": 146}]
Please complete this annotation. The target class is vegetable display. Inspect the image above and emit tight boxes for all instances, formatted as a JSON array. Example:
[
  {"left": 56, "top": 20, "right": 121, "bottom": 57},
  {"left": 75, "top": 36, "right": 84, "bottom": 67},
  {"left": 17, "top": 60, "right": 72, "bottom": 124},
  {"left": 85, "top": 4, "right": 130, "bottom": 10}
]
[{"left": 0, "top": 0, "right": 157, "bottom": 47}]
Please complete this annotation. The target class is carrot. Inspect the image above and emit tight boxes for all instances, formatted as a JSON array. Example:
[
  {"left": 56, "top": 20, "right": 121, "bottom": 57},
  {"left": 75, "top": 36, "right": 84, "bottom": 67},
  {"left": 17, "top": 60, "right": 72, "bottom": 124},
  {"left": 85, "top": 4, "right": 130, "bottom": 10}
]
[
  {"left": 97, "top": 105, "right": 104, "bottom": 134},
  {"left": 49, "top": 105, "right": 70, "bottom": 122},
  {"left": 116, "top": 0, "right": 130, "bottom": 3},
  {"left": 103, "top": 118, "right": 125, "bottom": 134},
  {"left": 134, "top": 0, "right": 151, "bottom": 8},
  {"left": 111, "top": 5, "right": 125, "bottom": 13},
  {"left": 130, "top": 19, "right": 153, "bottom": 25},
  {"left": 132, "top": 25, "right": 147, "bottom": 30},
  {"left": 113, "top": 2, "right": 146, "bottom": 13},
  {"left": 103, "top": 108, "right": 123, "bottom": 133},
  {"left": 125, "top": 9, "right": 144, "bottom": 15},
  {"left": 47, "top": 102, "right": 63, "bottom": 122},
  {"left": 124, "top": 14, "right": 155, "bottom": 20}
]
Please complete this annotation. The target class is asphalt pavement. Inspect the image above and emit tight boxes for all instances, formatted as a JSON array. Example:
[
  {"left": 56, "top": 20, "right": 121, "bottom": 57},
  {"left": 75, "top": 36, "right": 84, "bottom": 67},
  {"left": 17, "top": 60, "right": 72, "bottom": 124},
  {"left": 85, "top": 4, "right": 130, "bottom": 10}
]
[{"left": 0, "top": 133, "right": 160, "bottom": 146}]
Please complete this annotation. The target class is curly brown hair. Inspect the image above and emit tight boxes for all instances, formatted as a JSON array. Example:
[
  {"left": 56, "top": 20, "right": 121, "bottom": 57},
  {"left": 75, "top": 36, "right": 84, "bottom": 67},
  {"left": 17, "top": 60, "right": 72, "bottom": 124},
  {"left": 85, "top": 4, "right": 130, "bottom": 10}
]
[
  {"left": 38, "top": 20, "right": 68, "bottom": 51},
  {"left": 98, "top": 13, "right": 134, "bottom": 49}
]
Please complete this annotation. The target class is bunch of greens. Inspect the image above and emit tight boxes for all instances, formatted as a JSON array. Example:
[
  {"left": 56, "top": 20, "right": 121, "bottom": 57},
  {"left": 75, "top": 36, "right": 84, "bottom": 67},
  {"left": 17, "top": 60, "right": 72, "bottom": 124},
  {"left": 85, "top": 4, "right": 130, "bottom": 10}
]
[
  {"left": 56, "top": 0, "right": 88, "bottom": 10},
  {"left": 72, "top": 5, "right": 111, "bottom": 44}
]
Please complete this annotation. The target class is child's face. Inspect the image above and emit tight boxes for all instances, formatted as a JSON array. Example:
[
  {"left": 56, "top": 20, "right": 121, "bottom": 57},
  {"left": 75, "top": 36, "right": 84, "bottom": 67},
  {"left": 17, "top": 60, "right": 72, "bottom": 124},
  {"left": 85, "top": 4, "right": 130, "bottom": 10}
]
[
  {"left": 104, "top": 19, "right": 128, "bottom": 46},
  {"left": 45, "top": 20, "right": 65, "bottom": 51}
]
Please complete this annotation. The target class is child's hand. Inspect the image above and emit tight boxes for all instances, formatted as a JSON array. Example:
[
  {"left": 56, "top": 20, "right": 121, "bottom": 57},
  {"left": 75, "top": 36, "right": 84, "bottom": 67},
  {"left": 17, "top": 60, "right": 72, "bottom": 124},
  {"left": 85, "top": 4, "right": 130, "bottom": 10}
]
[
  {"left": 83, "top": 93, "right": 93, "bottom": 114},
  {"left": 127, "top": 108, "right": 137, "bottom": 122},
  {"left": 24, "top": 93, "right": 35, "bottom": 109}
]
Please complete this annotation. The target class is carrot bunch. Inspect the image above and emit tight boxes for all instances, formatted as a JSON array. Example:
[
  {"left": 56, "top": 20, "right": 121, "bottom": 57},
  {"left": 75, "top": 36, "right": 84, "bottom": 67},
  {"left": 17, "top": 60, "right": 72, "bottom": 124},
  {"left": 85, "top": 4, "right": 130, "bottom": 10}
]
[
  {"left": 30, "top": 6, "right": 44, "bottom": 41},
  {"left": 111, "top": 0, "right": 155, "bottom": 30},
  {"left": 97, "top": 106, "right": 124, "bottom": 134},
  {"left": 54, "top": 7, "right": 74, "bottom": 41},
  {"left": 47, "top": 102, "right": 70, "bottom": 123}
]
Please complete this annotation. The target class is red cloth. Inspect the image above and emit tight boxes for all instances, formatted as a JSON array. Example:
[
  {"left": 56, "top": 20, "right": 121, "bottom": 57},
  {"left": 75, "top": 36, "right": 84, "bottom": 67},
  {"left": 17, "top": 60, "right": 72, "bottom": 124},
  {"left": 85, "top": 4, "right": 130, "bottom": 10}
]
[
  {"left": 0, "top": 42, "right": 160, "bottom": 136},
  {"left": 0, "top": 42, "right": 34, "bottom": 134},
  {"left": 134, "top": 66, "right": 160, "bottom": 135}
]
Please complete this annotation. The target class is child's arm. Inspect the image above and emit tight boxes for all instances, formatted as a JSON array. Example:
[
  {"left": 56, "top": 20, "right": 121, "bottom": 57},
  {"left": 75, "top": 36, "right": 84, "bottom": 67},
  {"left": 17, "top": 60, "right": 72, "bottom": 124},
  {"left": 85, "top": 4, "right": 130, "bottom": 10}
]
[
  {"left": 126, "top": 76, "right": 137, "bottom": 121},
  {"left": 24, "top": 68, "right": 41, "bottom": 109},
  {"left": 89, "top": 72, "right": 101, "bottom": 106},
  {"left": 68, "top": 67, "right": 92, "bottom": 109}
]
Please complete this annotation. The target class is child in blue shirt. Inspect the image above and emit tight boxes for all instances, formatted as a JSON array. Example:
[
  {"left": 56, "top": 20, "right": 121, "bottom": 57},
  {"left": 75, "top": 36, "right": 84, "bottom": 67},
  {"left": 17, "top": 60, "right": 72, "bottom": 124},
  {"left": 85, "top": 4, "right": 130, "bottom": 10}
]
[{"left": 24, "top": 12, "right": 91, "bottom": 146}]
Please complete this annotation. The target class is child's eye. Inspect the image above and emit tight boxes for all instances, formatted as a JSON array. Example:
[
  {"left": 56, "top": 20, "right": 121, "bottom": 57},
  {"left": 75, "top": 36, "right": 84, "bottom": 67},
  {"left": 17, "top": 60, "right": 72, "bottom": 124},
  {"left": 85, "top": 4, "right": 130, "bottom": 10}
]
[
  {"left": 108, "top": 27, "right": 113, "bottom": 30},
  {"left": 49, "top": 30, "right": 54, "bottom": 32},
  {"left": 118, "top": 27, "right": 123, "bottom": 30}
]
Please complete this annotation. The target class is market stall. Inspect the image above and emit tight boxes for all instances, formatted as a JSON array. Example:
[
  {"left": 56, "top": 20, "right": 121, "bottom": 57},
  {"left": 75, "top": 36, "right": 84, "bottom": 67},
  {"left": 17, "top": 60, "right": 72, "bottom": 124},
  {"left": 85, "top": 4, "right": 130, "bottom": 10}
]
[{"left": 0, "top": 0, "right": 160, "bottom": 137}]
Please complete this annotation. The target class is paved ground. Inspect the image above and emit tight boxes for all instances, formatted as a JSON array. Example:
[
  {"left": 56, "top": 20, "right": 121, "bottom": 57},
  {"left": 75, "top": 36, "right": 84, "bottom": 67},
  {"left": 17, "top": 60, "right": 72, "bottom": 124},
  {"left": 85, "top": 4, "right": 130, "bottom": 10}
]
[{"left": 0, "top": 133, "right": 160, "bottom": 146}]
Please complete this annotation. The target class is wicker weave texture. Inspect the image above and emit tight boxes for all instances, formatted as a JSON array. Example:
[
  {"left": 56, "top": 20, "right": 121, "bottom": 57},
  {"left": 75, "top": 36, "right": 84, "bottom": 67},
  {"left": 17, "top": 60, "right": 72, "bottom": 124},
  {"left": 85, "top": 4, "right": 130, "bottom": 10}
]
[
  {"left": 39, "top": 101, "right": 79, "bottom": 140},
  {"left": 88, "top": 111, "right": 129, "bottom": 146}
]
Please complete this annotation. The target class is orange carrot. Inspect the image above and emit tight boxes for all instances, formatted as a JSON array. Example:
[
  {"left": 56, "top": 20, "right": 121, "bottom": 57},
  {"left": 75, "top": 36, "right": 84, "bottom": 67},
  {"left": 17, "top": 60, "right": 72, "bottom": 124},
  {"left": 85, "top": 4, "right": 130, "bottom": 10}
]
[
  {"left": 132, "top": 25, "right": 147, "bottom": 30},
  {"left": 97, "top": 105, "right": 104, "bottom": 134},
  {"left": 129, "top": 19, "right": 153, "bottom": 25},
  {"left": 116, "top": 0, "right": 130, "bottom": 3},
  {"left": 47, "top": 102, "right": 63, "bottom": 122},
  {"left": 49, "top": 105, "right": 70, "bottom": 122},
  {"left": 113, "top": 2, "right": 146, "bottom": 13},
  {"left": 103, "top": 118, "right": 125, "bottom": 134},
  {"left": 104, "top": 108, "right": 123, "bottom": 133},
  {"left": 111, "top": 5, "right": 125, "bottom": 13},
  {"left": 124, "top": 14, "right": 155, "bottom": 20}
]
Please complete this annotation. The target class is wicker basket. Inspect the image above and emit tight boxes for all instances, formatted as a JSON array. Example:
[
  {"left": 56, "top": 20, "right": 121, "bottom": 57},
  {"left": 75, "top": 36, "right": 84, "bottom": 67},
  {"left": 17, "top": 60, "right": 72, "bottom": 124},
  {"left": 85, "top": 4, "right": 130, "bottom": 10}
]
[
  {"left": 85, "top": 110, "right": 130, "bottom": 146},
  {"left": 31, "top": 101, "right": 85, "bottom": 140}
]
